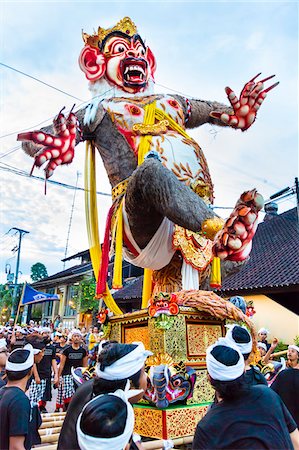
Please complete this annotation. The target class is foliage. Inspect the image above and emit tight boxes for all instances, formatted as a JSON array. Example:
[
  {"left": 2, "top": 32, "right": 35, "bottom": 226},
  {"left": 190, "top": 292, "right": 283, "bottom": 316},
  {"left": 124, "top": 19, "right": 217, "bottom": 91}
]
[
  {"left": 31, "top": 262, "right": 48, "bottom": 282},
  {"left": 294, "top": 335, "right": 299, "bottom": 346},
  {"left": 73, "top": 276, "right": 99, "bottom": 313},
  {"left": 0, "top": 284, "right": 13, "bottom": 323}
]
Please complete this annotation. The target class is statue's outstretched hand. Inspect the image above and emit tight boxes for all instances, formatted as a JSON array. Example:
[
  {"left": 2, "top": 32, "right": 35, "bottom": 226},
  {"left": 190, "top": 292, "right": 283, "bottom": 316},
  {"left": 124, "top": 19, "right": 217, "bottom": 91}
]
[
  {"left": 18, "top": 107, "right": 79, "bottom": 179},
  {"left": 210, "top": 73, "right": 279, "bottom": 131}
]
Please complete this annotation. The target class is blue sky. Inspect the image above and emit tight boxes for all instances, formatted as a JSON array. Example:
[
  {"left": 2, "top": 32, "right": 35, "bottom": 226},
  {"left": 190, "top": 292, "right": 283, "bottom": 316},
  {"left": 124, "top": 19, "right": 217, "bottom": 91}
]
[{"left": 0, "top": 1, "right": 298, "bottom": 283}]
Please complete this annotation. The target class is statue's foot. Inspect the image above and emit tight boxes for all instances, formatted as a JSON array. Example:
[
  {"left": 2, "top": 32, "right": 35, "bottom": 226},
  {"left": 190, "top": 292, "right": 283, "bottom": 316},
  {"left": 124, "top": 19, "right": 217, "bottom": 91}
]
[{"left": 213, "top": 189, "right": 264, "bottom": 262}]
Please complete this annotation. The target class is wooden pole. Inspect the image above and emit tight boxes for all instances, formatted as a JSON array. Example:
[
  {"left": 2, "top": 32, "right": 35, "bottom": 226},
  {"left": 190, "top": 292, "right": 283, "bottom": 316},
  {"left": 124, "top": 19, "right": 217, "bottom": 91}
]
[
  {"left": 13, "top": 282, "right": 26, "bottom": 326},
  {"left": 39, "top": 420, "right": 63, "bottom": 429},
  {"left": 142, "top": 435, "right": 193, "bottom": 449}
]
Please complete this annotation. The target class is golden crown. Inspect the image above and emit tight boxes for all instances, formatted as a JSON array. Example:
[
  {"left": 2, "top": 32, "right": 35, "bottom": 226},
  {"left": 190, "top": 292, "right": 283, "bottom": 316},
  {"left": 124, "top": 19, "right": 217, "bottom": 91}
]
[{"left": 82, "top": 17, "right": 138, "bottom": 49}]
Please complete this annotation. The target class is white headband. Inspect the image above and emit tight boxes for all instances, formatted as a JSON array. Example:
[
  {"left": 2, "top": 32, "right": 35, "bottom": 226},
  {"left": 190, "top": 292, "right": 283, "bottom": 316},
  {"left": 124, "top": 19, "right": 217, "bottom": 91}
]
[
  {"left": 95, "top": 342, "right": 152, "bottom": 380},
  {"left": 257, "top": 342, "right": 267, "bottom": 352},
  {"left": 206, "top": 338, "right": 245, "bottom": 381},
  {"left": 288, "top": 345, "right": 299, "bottom": 354},
  {"left": 225, "top": 324, "right": 252, "bottom": 355},
  {"left": 6, "top": 344, "right": 34, "bottom": 372},
  {"left": 70, "top": 329, "right": 82, "bottom": 338},
  {"left": 77, "top": 381, "right": 141, "bottom": 450},
  {"left": 258, "top": 328, "right": 269, "bottom": 335}
]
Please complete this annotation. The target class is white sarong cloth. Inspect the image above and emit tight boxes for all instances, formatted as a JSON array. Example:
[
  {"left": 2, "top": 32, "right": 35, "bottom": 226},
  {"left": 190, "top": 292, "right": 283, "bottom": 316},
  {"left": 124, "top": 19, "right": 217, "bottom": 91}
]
[{"left": 122, "top": 200, "right": 175, "bottom": 271}]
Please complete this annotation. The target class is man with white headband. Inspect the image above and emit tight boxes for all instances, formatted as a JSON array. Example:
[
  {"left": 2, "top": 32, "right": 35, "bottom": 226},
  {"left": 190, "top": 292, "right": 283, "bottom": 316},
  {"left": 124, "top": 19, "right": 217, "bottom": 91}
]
[
  {"left": 192, "top": 338, "right": 299, "bottom": 449},
  {"left": 0, "top": 344, "right": 34, "bottom": 450},
  {"left": 58, "top": 328, "right": 88, "bottom": 411},
  {"left": 76, "top": 381, "right": 143, "bottom": 450},
  {"left": 58, "top": 341, "right": 152, "bottom": 450},
  {"left": 225, "top": 324, "right": 267, "bottom": 386},
  {"left": 271, "top": 344, "right": 299, "bottom": 427}
]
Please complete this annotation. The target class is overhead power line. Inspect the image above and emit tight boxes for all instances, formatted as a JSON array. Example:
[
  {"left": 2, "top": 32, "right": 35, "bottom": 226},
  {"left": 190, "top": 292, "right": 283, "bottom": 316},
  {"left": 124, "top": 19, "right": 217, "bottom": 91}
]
[
  {"left": 0, "top": 62, "right": 84, "bottom": 102},
  {"left": 0, "top": 161, "right": 111, "bottom": 197}
]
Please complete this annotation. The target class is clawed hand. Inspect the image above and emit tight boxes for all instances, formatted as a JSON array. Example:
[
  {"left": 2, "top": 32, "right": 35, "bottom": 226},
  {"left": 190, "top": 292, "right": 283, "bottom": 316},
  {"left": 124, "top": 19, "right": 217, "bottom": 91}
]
[{"left": 210, "top": 73, "right": 279, "bottom": 131}]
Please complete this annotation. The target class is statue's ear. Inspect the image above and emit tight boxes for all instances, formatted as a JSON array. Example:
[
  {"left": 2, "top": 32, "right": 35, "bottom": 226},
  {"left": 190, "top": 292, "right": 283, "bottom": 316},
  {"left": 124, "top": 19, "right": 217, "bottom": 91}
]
[
  {"left": 146, "top": 47, "right": 157, "bottom": 80},
  {"left": 78, "top": 45, "right": 106, "bottom": 81}
]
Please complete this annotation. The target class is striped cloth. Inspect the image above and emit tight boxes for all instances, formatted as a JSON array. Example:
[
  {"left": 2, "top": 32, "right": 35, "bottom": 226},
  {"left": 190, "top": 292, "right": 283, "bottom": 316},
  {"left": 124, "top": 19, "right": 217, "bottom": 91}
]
[{"left": 29, "top": 379, "right": 46, "bottom": 404}]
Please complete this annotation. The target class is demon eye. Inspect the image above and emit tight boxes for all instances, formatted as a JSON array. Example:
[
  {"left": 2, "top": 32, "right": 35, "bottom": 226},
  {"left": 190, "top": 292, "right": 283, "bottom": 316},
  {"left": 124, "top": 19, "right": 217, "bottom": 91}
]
[
  {"left": 116, "top": 45, "right": 125, "bottom": 53},
  {"left": 173, "top": 379, "right": 181, "bottom": 387},
  {"left": 141, "top": 48, "right": 145, "bottom": 56}
]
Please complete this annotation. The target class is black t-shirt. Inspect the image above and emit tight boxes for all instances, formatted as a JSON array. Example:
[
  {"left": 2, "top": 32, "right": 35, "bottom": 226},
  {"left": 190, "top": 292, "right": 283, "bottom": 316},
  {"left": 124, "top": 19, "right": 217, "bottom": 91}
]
[
  {"left": 271, "top": 368, "right": 299, "bottom": 427},
  {"left": 62, "top": 345, "right": 87, "bottom": 375},
  {"left": 10, "top": 337, "right": 26, "bottom": 351},
  {"left": 37, "top": 343, "right": 56, "bottom": 379},
  {"left": 244, "top": 366, "right": 268, "bottom": 386},
  {"left": 0, "top": 386, "right": 31, "bottom": 450},
  {"left": 192, "top": 385, "right": 296, "bottom": 450}
]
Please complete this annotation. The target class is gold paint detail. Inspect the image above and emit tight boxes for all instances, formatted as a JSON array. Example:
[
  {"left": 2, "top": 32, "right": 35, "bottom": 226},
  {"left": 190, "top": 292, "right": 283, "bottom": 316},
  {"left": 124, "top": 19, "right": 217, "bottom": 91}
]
[
  {"left": 83, "top": 17, "right": 137, "bottom": 48},
  {"left": 201, "top": 217, "right": 225, "bottom": 241},
  {"left": 187, "top": 323, "right": 222, "bottom": 356},
  {"left": 124, "top": 325, "right": 150, "bottom": 350},
  {"left": 111, "top": 177, "right": 130, "bottom": 202},
  {"left": 132, "top": 119, "right": 169, "bottom": 135},
  {"left": 173, "top": 226, "right": 213, "bottom": 271},
  {"left": 187, "top": 369, "right": 215, "bottom": 405}
]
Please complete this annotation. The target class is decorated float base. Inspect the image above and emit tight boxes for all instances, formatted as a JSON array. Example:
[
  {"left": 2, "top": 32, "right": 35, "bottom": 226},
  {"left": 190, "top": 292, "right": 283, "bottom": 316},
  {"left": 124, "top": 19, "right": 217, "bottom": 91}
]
[
  {"left": 133, "top": 403, "right": 210, "bottom": 440},
  {"left": 105, "top": 291, "right": 254, "bottom": 441}
]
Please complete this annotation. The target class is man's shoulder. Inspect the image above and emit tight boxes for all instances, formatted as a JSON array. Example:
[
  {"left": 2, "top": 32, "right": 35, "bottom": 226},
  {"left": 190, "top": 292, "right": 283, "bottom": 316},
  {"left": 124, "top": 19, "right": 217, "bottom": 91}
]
[{"left": 0, "top": 387, "right": 30, "bottom": 406}]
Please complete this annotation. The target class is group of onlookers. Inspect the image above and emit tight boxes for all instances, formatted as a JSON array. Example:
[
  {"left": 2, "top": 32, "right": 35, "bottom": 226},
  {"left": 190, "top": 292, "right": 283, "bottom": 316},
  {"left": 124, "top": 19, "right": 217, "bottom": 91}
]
[{"left": 0, "top": 319, "right": 298, "bottom": 449}]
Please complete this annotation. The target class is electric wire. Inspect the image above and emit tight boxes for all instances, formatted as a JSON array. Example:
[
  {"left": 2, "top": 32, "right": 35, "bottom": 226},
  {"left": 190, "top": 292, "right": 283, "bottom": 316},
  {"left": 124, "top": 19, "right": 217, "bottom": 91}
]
[{"left": 0, "top": 62, "right": 84, "bottom": 102}]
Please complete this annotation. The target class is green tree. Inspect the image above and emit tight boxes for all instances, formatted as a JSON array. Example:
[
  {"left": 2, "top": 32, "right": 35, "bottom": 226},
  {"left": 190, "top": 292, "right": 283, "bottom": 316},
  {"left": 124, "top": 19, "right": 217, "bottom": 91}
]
[
  {"left": 0, "top": 284, "right": 13, "bottom": 323},
  {"left": 31, "top": 262, "right": 48, "bottom": 282},
  {"left": 73, "top": 276, "right": 99, "bottom": 313}
]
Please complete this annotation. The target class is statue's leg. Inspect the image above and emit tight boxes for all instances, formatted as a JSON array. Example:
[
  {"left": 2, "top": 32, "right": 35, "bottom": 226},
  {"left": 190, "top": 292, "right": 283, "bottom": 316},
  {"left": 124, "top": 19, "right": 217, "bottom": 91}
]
[{"left": 125, "top": 158, "right": 215, "bottom": 249}]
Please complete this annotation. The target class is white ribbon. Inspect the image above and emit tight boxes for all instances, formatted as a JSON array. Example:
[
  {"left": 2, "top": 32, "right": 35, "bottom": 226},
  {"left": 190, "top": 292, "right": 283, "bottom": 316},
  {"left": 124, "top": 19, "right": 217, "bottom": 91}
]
[
  {"left": 225, "top": 324, "right": 252, "bottom": 355},
  {"left": 206, "top": 339, "right": 245, "bottom": 381},
  {"left": 122, "top": 201, "right": 175, "bottom": 270},
  {"left": 77, "top": 381, "right": 142, "bottom": 450},
  {"left": 6, "top": 343, "right": 34, "bottom": 371},
  {"left": 95, "top": 342, "right": 152, "bottom": 380}
]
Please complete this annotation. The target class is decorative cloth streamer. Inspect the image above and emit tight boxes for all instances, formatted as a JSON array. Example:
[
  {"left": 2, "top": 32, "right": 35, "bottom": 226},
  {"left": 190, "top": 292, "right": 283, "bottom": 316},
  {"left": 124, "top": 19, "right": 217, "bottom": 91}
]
[
  {"left": 84, "top": 141, "right": 122, "bottom": 315},
  {"left": 77, "top": 381, "right": 142, "bottom": 450},
  {"left": 6, "top": 343, "right": 34, "bottom": 372},
  {"left": 206, "top": 338, "right": 245, "bottom": 381},
  {"left": 181, "top": 259, "right": 200, "bottom": 290},
  {"left": 210, "top": 256, "right": 221, "bottom": 289},
  {"left": 225, "top": 324, "right": 252, "bottom": 355},
  {"left": 95, "top": 341, "right": 152, "bottom": 380},
  {"left": 288, "top": 344, "right": 299, "bottom": 353}
]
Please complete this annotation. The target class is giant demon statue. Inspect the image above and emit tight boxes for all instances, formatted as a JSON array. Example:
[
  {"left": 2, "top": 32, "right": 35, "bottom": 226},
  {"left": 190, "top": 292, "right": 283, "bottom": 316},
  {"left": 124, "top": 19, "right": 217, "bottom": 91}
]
[{"left": 18, "top": 17, "right": 278, "bottom": 298}]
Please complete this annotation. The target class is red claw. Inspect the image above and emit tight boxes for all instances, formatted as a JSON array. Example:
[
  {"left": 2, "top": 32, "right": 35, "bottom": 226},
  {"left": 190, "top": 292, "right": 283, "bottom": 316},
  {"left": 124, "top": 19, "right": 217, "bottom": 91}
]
[
  {"left": 17, "top": 107, "right": 78, "bottom": 183},
  {"left": 210, "top": 73, "right": 279, "bottom": 131}
]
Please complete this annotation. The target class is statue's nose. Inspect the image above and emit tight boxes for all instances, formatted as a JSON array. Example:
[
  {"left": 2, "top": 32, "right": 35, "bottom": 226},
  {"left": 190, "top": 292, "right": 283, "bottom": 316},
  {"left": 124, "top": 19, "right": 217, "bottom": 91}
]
[{"left": 127, "top": 49, "right": 140, "bottom": 57}]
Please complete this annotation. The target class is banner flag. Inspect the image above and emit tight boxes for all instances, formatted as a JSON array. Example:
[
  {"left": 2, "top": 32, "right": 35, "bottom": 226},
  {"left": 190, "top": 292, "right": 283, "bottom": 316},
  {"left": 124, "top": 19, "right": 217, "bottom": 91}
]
[{"left": 21, "top": 283, "right": 59, "bottom": 305}]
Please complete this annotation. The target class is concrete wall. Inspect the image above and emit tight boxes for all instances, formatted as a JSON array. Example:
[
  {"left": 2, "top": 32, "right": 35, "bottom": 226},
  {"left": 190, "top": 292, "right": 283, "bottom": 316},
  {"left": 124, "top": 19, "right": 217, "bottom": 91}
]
[{"left": 244, "top": 294, "right": 299, "bottom": 345}]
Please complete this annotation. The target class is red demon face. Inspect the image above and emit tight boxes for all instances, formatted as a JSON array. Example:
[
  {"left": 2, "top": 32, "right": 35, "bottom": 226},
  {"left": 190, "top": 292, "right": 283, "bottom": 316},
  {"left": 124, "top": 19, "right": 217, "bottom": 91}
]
[
  {"left": 79, "top": 31, "right": 156, "bottom": 94},
  {"left": 103, "top": 35, "right": 150, "bottom": 92}
]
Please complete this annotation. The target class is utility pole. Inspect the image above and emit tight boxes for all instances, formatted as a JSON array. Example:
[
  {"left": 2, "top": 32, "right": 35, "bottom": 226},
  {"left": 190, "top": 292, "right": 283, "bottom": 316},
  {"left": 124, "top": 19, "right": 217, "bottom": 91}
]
[{"left": 10, "top": 227, "right": 29, "bottom": 318}]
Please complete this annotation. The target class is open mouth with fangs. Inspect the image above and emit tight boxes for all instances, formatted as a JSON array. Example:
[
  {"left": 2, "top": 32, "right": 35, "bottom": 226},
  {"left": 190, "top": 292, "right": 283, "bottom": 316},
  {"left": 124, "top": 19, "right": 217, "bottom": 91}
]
[{"left": 121, "top": 58, "right": 148, "bottom": 87}]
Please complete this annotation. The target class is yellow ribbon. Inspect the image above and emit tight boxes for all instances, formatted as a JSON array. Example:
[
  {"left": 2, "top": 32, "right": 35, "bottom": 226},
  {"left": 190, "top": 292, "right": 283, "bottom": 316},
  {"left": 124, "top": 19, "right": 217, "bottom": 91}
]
[{"left": 84, "top": 141, "right": 122, "bottom": 315}]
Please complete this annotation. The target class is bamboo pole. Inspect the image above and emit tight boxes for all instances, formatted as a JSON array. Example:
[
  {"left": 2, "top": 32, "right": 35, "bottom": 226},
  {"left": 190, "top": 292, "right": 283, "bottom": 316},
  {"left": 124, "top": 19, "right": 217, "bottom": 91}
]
[
  {"left": 39, "top": 420, "right": 63, "bottom": 429},
  {"left": 41, "top": 412, "right": 66, "bottom": 417},
  {"left": 40, "top": 433, "right": 60, "bottom": 444},
  {"left": 41, "top": 415, "right": 65, "bottom": 422},
  {"left": 33, "top": 445, "right": 57, "bottom": 450},
  {"left": 142, "top": 435, "right": 193, "bottom": 449},
  {"left": 39, "top": 427, "right": 61, "bottom": 436}
]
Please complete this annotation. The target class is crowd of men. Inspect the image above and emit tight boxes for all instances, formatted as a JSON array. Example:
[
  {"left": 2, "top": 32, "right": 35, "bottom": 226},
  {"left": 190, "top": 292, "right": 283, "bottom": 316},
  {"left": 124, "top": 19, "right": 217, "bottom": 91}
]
[{"left": 0, "top": 318, "right": 298, "bottom": 449}]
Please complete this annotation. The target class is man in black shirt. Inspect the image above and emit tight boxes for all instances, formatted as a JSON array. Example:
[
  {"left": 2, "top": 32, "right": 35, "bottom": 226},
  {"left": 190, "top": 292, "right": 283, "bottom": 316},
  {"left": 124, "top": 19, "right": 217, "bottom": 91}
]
[
  {"left": 271, "top": 344, "right": 299, "bottom": 428},
  {"left": 192, "top": 338, "right": 299, "bottom": 449},
  {"left": 58, "top": 329, "right": 87, "bottom": 410},
  {"left": 0, "top": 344, "right": 34, "bottom": 450}
]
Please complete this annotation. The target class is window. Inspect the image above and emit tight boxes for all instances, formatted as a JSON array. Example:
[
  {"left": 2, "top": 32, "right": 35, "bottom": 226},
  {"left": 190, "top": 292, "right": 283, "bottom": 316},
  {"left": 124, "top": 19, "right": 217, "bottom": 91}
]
[{"left": 64, "top": 285, "right": 77, "bottom": 317}]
